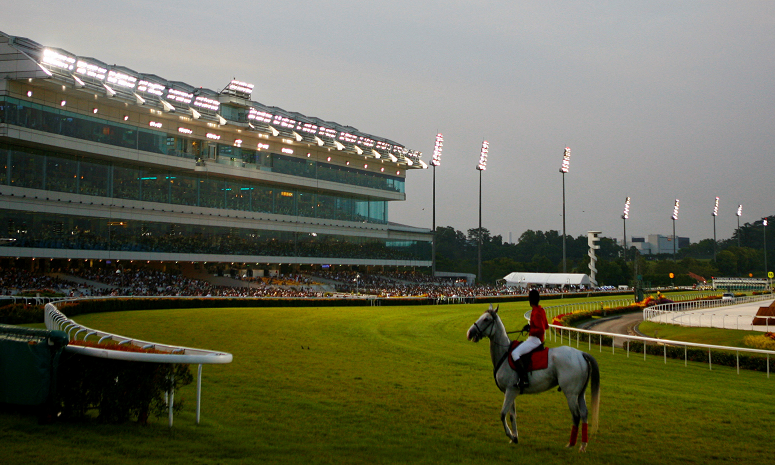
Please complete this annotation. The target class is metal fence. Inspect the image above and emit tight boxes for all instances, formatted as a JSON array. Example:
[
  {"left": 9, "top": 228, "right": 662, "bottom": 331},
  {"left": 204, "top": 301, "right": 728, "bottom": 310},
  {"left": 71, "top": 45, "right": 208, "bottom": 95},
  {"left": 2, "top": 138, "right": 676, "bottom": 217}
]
[
  {"left": 548, "top": 324, "right": 774, "bottom": 378},
  {"left": 643, "top": 294, "right": 775, "bottom": 330}
]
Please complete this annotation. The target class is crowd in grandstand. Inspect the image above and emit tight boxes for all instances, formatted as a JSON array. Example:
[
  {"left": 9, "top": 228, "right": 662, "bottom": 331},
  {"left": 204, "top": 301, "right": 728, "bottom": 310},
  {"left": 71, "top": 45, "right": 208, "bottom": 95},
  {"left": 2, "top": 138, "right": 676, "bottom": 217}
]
[{"left": 1, "top": 266, "right": 603, "bottom": 301}]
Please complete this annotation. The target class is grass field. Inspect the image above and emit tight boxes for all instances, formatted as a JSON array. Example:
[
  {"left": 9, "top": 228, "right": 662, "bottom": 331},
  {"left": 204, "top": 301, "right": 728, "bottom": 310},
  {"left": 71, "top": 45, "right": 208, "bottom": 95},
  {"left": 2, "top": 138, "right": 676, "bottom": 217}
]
[
  {"left": 1, "top": 300, "right": 773, "bottom": 465},
  {"left": 637, "top": 320, "right": 755, "bottom": 348}
]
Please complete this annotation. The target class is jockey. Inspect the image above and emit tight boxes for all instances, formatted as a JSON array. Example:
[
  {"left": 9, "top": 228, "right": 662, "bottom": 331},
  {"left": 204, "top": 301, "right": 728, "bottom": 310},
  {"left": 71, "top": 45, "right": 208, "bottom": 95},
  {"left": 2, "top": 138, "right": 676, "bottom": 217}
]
[{"left": 511, "top": 289, "right": 549, "bottom": 392}]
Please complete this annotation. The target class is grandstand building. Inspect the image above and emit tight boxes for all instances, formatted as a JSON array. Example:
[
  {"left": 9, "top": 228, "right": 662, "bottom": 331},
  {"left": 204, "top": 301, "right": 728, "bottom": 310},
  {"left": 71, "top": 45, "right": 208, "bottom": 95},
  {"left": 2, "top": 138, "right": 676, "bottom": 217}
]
[{"left": 0, "top": 31, "right": 431, "bottom": 275}]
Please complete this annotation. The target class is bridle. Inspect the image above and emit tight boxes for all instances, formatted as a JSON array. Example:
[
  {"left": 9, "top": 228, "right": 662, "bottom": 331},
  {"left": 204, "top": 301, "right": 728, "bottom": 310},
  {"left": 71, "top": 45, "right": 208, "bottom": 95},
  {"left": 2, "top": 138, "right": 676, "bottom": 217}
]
[{"left": 472, "top": 312, "right": 497, "bottom": 340}]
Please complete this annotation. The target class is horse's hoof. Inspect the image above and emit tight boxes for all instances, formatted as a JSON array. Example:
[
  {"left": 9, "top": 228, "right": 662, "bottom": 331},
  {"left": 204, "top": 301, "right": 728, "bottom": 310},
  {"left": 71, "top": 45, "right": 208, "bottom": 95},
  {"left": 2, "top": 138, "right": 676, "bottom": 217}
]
[
  {"left": 565, "top": 443, "right": 573, "bottom": 448},
  {"left": 579, "top": 443, "right": 587, "bottom": 453},
  {"left": 510, "top": 437, "right": 518, "bottom": 444}
]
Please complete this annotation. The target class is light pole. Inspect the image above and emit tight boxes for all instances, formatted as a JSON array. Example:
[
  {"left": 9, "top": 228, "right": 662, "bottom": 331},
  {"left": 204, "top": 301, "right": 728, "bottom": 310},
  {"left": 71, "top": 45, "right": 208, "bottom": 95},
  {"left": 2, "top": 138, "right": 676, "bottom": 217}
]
[
  {"left": 671, "top": 199, "right": 680, "bottom": 261},
  {"left": 764, "top": 218, "right": 769, "bottom": 279},
  {"left": 476, "top": 140, "right": 489, "bottom": 284},
  {"left": 622, "top": 196, "right": 630, "bottom": 263},
  {"left": 559, "top": 147, "right": 571, "bottom": 273},
  {"left": 430, "top": 133, "right": 443, "bottom": 278},
  {"left": 712, "top": 196, "right": 719, "bottom": 261},
  {"left": 736, "top": 204, "right": 742, "bottom": 247}
]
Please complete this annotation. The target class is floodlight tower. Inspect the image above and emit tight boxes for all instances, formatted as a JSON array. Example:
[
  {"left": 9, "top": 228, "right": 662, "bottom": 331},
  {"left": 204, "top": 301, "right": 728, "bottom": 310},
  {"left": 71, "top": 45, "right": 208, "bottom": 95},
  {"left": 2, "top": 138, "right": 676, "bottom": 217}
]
[
  {"left": 736, "top": 204, "right": 743, "bottom": 247},
  {"left": 764, "top": 218, "right": 769, "bottom": 280},
  {"left": 712, "top": 197, "right": 719, "bottom": 261},
  {"left": 559, "top": 147, "right": 571, "bottom": 273},
  {"left": 622, "top": 196, "right": 631, "bottom": 262},
  {"left": 671, "top": 199, "right": 680, "bottom": 261},
  {"left": 430, "top": 133, "right": 443, "bottom": 277},
  {"left": 476, "top": 140, "right": 489, "bottom": 283}
]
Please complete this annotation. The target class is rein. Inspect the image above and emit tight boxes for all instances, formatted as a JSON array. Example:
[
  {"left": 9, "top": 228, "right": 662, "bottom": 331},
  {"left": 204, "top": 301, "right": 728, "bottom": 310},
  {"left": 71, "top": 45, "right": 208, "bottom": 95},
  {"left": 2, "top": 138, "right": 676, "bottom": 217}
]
[
  {"left": 493, "top": 349, "right": 511, "bottom": 390},
  {"left": 486, "top": 312, "right": 524, "bottom": 391}
]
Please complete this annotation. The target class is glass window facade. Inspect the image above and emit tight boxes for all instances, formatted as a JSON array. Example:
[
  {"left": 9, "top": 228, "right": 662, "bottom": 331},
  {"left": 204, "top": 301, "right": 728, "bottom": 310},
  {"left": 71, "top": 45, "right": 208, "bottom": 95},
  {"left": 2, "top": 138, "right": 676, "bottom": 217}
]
[
  {"left": 0, "top": 210, "right": 430, "bottom": 262},
  {"left": 0, "top": 97, "right": 405, "bottom": 193},
  {"left": 0, "top": 143, "right": 389, "bottom": 224}
]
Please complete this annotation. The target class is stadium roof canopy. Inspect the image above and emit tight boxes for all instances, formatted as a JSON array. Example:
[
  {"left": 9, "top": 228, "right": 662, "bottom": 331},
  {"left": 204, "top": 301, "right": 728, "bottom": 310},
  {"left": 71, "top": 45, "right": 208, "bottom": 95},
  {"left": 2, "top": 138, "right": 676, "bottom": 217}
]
[
  {"left": 0, "top": 30, "right": 424, "bottom": 168},
  {"left": 502, "top": 272, "right": 592, "bottom": 287}
]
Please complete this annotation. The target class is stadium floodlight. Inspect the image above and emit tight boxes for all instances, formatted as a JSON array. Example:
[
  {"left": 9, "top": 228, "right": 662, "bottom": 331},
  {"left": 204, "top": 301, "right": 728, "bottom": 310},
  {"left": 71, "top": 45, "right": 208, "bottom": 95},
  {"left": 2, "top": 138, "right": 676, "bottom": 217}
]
[
  {"left": 764, "top": 219, "right": 769, "bottom": 280},
  {"left": 622, "top": 196, "right": 631, "bottom": 262},
  {"left": 476, "top": 140, "right": 489, "bottom": 283},
  {"left": 671, "top": 199, "right": 680, "bottom": 261},
  {"left": 559, "top": 147, "right": 571, "bottom": 173},
  {"left": 559, "top": 146, "right": 571, "bottom": 272},
  {"left": 712, "top": 197, "right": 719, "bottom": 261},
  {"left": 622, "top": 196, "right": 631, "bottom": 220},
  {"left": 431, "top": 133, "right": 443, "bottom": 167},
  {"left": 477, "top": 140, "right": 489, "bottom": 171},
  {"left": 431, "top": 133, "right": 444, "bottom": 276},
  {"left": 735, "top": 204, "right": 742, "bottom": 247}
]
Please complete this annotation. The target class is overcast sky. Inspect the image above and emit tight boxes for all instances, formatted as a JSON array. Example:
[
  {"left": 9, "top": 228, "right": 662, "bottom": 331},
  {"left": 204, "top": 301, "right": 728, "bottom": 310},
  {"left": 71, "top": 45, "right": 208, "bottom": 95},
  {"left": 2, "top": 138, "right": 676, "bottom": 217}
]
[{"left": 6, "top": 2, "right": 774, "bottom": 244}]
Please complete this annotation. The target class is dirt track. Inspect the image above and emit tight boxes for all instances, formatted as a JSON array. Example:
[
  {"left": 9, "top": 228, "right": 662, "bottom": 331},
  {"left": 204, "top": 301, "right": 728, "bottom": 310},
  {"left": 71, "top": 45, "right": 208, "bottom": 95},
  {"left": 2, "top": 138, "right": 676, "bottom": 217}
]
[{"left": 583, "top": 312, "right": 644, "bottom": 347}]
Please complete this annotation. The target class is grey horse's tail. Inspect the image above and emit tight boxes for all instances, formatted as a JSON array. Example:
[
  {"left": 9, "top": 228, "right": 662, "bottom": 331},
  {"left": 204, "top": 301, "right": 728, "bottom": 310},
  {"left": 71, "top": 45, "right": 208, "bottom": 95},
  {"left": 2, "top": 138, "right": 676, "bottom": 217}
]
[{"left": 582, "top": 352, "right": 600, "bottom": 435}]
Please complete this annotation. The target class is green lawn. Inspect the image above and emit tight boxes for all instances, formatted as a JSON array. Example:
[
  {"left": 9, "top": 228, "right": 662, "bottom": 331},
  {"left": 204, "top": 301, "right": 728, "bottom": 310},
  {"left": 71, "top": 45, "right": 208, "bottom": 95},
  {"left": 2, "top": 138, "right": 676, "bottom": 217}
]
[
  {"left": 2, "top": 302, "right": 773, "bottom": 465},
  {"left": 637, "top": 320, "right": 754, "bottom": 348}
]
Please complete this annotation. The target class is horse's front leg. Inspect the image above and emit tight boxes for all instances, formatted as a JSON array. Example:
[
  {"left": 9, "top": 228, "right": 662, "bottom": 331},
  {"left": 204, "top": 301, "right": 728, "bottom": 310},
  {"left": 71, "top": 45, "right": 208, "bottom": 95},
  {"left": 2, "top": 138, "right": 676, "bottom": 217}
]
[
  {"left": 500, "top": 387, "right": 519, "bottom": 443},
  {"left": 509, "top": 401, "right": 517, "bottom": 439}
]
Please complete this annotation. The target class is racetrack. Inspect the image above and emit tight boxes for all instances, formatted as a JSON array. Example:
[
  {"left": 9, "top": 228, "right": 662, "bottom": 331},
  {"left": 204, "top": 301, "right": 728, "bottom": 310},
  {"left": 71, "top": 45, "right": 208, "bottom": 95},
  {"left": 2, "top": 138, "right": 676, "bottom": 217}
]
[{"left": 647, "top": 299, "right": 775, "bottom": 331}]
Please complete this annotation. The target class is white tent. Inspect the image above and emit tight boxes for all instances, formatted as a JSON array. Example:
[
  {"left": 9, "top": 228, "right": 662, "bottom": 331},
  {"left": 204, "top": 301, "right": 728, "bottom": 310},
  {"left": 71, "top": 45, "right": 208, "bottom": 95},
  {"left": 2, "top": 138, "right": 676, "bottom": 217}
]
[{"left": 501, "top": 272, "right": 592, "bottom": 288}]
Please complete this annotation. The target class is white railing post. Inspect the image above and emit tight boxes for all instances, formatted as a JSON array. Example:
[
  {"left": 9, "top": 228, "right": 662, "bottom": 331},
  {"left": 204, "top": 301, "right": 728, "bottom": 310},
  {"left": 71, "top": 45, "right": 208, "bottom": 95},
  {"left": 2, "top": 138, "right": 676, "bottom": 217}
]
[{"left": 196, "top": 364, "right": 202, "bottom": 425}]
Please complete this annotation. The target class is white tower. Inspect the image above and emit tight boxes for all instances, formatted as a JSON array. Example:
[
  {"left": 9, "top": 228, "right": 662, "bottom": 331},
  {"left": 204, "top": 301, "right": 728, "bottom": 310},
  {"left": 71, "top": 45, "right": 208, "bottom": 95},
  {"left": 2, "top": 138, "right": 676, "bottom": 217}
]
[{"left": 587, "top": 231, "right": 601, "bottom": 287}]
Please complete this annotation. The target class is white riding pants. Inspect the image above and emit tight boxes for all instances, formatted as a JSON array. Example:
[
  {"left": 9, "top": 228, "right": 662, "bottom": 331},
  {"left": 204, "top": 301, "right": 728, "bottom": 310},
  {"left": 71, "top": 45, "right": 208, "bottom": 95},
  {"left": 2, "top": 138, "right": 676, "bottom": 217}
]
[{"left": 511, "top": 336, "right": 542, "bottom": 361}]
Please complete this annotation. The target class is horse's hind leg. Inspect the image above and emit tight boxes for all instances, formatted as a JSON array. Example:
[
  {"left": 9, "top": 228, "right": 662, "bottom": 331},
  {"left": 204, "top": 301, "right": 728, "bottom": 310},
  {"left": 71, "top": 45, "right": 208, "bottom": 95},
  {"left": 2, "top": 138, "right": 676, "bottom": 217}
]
[{"left": 564, "top": 390, "right": 589, "bottom": 452}]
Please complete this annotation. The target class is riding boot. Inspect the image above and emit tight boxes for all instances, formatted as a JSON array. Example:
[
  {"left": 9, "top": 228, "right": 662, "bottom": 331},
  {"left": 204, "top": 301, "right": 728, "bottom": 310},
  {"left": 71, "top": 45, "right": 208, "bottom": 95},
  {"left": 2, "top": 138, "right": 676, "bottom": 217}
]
[{"left": 516, "top": 360, "right": 529, "bottom": 394}]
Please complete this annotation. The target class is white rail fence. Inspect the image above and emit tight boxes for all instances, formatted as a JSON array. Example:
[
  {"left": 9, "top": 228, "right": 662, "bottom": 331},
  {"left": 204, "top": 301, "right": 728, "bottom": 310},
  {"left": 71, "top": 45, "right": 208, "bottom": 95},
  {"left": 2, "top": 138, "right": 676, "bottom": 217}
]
[
  {"left": 547, "top": 323, "right": 774, "bottom": 378},
  {"left": 543, "top": 291, "right": 722, "bottom": 320},
  {"left": 44, "top": 303, "right": 233, "bottom": 426},
  {"left": 643, "top": 294, "right": 774, "bottom": 330}
]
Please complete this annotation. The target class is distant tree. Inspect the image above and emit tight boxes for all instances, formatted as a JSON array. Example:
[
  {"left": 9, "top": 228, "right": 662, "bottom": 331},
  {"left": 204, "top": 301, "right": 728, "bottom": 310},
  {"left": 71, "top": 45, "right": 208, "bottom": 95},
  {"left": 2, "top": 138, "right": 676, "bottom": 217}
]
[{"left": 716, "top": 250, "right": 738, "bottom": 276}]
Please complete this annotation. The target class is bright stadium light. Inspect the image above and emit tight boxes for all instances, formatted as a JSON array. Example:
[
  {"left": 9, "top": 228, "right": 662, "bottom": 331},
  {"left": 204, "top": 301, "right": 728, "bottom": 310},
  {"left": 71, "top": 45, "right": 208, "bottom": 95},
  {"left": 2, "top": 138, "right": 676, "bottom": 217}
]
[
  {"left": 476, "top": 140, "right": 489, "bottom": 283},
  {"left": 559, "top": 146, "right": 571, "bottom": 273},
  {"left": 477, "top": 140, "right": 488, "bottom": 171},
  {"left": 671, "top": 199, "right": 680, "bottom": 261},
  {"left": 764, "top": 218, "right": 769, "bottom": 281},
  {"left": 430, "top": 133, "right": 443, "bottom": 277},
  {"left": 431, "top": 133, "right": 443, "bottom": 167},
  {"left": 712, "top": 196, "right": 719, "bottom": 261},
  {"left": 622, "top": 196, "right": 631, "bottom": 262},
  {"left": 559, "top": 147, "right": 571, "bottom": 173}
]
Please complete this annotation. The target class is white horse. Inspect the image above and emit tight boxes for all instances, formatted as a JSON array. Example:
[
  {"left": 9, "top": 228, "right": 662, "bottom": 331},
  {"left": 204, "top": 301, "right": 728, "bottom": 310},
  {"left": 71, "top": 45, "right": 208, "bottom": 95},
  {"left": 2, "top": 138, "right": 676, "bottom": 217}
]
[{"left": 466, "top": 304, "right": 600, "bottom": 452}]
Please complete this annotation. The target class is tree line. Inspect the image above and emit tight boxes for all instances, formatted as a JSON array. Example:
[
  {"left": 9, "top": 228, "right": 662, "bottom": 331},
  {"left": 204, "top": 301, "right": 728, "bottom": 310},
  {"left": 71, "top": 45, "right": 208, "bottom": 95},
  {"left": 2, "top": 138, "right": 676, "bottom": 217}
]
[{"left": 434, "top": 215, "right": 774, "bottom": 286}]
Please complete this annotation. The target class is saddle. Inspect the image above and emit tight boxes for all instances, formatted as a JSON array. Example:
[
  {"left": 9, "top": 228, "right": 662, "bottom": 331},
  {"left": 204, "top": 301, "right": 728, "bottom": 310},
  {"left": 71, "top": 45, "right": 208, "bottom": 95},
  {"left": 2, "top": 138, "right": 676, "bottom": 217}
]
[{"left": 507, "top": 340, "right": 549, "bottom": 372}]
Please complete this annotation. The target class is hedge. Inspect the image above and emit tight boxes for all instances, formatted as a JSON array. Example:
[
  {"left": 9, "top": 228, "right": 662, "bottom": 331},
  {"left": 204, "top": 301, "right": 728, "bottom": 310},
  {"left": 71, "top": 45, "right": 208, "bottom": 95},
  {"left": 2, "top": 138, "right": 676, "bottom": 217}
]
[
  {"left": 625, "top": 341, "right": 774, "bottom": 373},
  {"left": 56, "top": 352, "right": 192, "bottom": 423}
]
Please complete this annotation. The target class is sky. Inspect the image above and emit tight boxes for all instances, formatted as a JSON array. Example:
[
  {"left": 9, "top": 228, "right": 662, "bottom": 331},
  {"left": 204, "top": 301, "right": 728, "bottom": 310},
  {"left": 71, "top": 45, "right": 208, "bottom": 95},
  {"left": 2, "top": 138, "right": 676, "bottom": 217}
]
[{"left": 5, "top": 1, "right": 774, "bottom": 245}]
